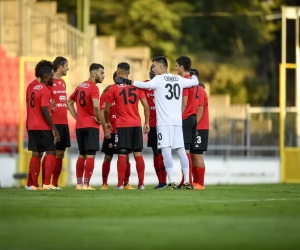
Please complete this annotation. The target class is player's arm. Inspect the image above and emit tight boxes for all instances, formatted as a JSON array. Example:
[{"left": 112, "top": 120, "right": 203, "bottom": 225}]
[
  {"left": 67, "top": 91, "right": 77, "bottom": 120},
  {"left": 104, "top": 102, "right": 112, "bottom": 133},
  {"left": 196, "top": 87, "right": 205, "bottom": 123},
  {"left": 139, "top": 89, "right": 150, "bottom": 134},
  {"left": 180, "top": 75, "right": 198, "bottom": 88},
  {"left": 133, "top": 76, "right": 159, "bottom": 90},
  {"left": 92, "top": 98, "right": 101, "bottom": 124}
]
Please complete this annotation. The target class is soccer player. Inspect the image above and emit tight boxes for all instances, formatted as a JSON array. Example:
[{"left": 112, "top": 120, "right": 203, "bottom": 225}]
[
  {"left": 100, "top": 71, "right": 134, "bottom": 190},
  {"left": 26, "top": 66, "right": 60, "bottom": 190},
  {"left": 144, "top": 65, "right": 167, "bottom": 189},
  {"left": 104, "top": 62, "right": 149, "bottom": 189},
  {"left": 42, "top": 56, "right": 70, "bottom": 189},
  {"left": 67, "top": 63, "right": 104, "bottom": 190},
  {"left": 25, "top": 60, "right": 54, "bottom": 190},
  {"left": 175, "top": 56, "right": 197, "bottom": 187},
  {"left": 124, "top": 56, "right": 199, "bottom": 189},
  {"left": 190, "top": 68, "right": 209, "bottom": 190}
]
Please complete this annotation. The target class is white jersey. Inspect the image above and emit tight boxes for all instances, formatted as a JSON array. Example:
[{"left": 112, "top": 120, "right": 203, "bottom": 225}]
[{"left": 133, "top": 74, "right": 198, "bottom": 126}]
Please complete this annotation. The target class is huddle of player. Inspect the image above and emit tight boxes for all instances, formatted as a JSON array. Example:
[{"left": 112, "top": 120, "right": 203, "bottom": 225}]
[{"left": 25, "top": 55, "right": 208, "bottom": 191}]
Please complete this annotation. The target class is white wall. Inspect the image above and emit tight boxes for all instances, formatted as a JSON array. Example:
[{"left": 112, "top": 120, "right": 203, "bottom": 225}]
[{"left": 0, "top": 154, "right": 17, "bottom": 188}]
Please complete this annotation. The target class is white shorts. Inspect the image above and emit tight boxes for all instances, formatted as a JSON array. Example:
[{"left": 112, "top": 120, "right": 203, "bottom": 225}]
[{"left": 156, "top": 125, "right": 184, "bottom": 149}]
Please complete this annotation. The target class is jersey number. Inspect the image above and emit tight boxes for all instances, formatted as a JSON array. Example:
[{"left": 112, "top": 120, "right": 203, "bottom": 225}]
[
  {"left": 75, "top": 90, "right": 86, "bottom": 107},
  {"left": 30, "top": 92, "right": 35, "bottom": 108},
  {"left": 165, "top": 83, "right": 180, "bottom": 100},
  {"left": 119, "top": 88, "right": 137, "bottom": 105}
]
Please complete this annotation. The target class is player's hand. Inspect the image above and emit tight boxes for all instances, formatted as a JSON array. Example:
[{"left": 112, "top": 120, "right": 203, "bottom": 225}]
[
  {"left": 115, "top": 77, "right": 132, "bottom": 85},
  {"left": 92, "top": 116, "right": 101, "bottom": 125},
  {"left": 104, "top": 122, "right": 112, "bottom": 133},
  {"left": 143, "top": 123, "right": 150, "bottom": 134},
  {"left": 52, "top": 129, "right": 60, "bottom": 142},
  {"left": 104, "top": 130, "right": 111, "bottom": 139}
]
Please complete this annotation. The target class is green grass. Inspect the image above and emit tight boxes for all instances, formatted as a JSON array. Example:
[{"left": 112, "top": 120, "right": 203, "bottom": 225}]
[{"left": 0, "top": 184, "right": 300, "bottom": 250}]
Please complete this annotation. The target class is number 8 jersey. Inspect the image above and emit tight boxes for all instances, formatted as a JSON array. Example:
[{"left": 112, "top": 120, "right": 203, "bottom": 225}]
[
  {"left": 106, "top": 83, "right": 146, "bottom": 128},
  {"left": 133, "top": 74, "right": 198, "bottom": 126},
  {"left": 69, "top": 81, "right": 100, "bottom": 129}
]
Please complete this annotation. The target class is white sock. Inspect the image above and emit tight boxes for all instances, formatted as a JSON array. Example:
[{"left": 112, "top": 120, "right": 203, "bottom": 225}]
[
  {"left": 161, "top": 147, "right": 174, "bottom": 183},
  {"left": 176, "top": 147, "right": 189, "bottom": 183}
]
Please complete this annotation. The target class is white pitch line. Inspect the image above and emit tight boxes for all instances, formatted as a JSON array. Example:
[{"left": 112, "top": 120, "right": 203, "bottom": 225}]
[{"left": 198, "top": 197, "right": 300, "bottom": 203}]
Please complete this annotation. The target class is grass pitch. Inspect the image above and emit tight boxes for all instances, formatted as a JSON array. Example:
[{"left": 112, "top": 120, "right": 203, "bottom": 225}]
[{"left": 0, "top": 184, "right": 300, "bottom": 250}]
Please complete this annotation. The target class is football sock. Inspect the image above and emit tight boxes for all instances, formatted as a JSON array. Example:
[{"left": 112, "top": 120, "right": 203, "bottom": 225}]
[
  {"left": 44, "top": 154, "right": 56, "bottom": 185},
  {"left": 76, "top": 157, "right": 85, "bottom": 185},
  {"left": 176, "top": 147, "right": 189, "bottom": 184},
  {"left": 161, "top": 147, "right": 174, "bottom": 184},
  {"left": 83, "top": 158, "right": 95, "bottom": 186},
  {"left": 187, "top": 153, "right": 193, "bottom": 184},
  {"left": 158, "top": 154, "right": 167, "bottom": 183},
  {"left": 124, "top": 162, "right": 131, "bottom": 184},
  {"left": 41, "top": 155, "right": 47, "bottom": 185},
  {"left": 29, "top": 156, "right": 40, "bottom": 187},
  {"left": 52, "top": 158, "right": 63, "bottom": 186},
  {"left": 192, "top": 166, "right": 198, "bottom": 183},
  {"left": 117, "top": 155, "right": 127, "bottom": 187},
  {"left": 198, "top": 167, "right": 206, "bottom": 186},
  {"left": 153, "top": 155, "right": 162, "bottom": 183},
  {"left": 26, "top": 168, "right": 33, "bottom": 187},
  {"left": 135, "top": 156, "right": 145, "bottom": 187},
  {"left": 102, "top": 161, "right": 110, "bottom": 184}
]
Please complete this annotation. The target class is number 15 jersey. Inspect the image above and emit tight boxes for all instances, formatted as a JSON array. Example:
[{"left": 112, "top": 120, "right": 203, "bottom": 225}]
[
  {"left": 69, "top": 81, "right": 100, "bottom": 129},
  {"left": 133, "top": 74, "right": 198, "bottom": 126},
  {"left": 106, "top": 83, "right": 146, "bottom": 128}
]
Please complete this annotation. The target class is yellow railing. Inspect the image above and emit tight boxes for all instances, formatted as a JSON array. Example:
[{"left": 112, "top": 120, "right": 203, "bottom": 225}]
[{"left": 283, "top": 148, "right": 300, "bottom": 183}]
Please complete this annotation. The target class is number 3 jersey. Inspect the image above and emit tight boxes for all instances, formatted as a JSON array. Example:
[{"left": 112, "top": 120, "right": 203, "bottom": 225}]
[
  {"left": 69, "top": 81, "right": 100, "bottom": 129},
  {"left": 48, "top": 78, "right": 68, "bottom": 124},
  {"left": 106, "top": 83, "right": 146, "bottom": 128},
  {"left": 133, "top": 74, "right": 198, "bottom": 126}
]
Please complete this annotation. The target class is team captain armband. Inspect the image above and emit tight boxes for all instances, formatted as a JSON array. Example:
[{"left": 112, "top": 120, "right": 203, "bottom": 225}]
[{"left": 115, "top": 77, "right": 132, "bottom": 85}]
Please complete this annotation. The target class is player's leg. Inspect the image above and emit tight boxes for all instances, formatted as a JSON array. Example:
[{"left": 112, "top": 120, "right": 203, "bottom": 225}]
[
  {"left": 82, "top": 128, "right": 100, "bottom": 190},
  {"left": 75, "top": 128, "right": 86, "bottom": 190},
  {"left": 41, "top": 153, "right": 47, "bottom": 185},
  {"left": 100, "top": 133, "right": 115, "bottom": 189},
  {"left": 124, "top": 154, "right": 135, "bottom": 189},
  {"left": 157, "top": 148, "right": 167, "bottom": 186},
  {"left": 132, "top": 126, "right": 145, "bottom": 189},
  {"left": 52, "top": 124, "right": 71, "bottom": 189}
]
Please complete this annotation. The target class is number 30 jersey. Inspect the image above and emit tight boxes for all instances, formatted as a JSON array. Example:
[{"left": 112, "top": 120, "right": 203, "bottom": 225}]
[
  {"left": 69, "top": 81, "right": 100, "bottom": 129},
  {"left": 133, "top": 74, "right": 198, "bottom": 126},
  {"left": 106, "top": 83, "right": 146, "bottom": 128}
]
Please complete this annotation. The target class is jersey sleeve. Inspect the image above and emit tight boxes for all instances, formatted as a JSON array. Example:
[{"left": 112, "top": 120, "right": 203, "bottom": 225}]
[
  {"left": 198, "top": 87, "right": 205, "bottom": 106},
  {"left": 183, "top": 88, "right": 189, "bottom": 96},
  {"left": 91, "top": 85, "right": 100, "bottom": 100},
  {"left": 100, "top": 92, "right": 107, "bottom": 110},
  {"left": 133, "top": 76, "right": 160, "bottom": 89},
  {"left": 106, "top": 86, "right": 114, "bottom": 104},
  {"left": 180, "top": 75, "right": 198, "bottom": 88},
  {"left": 69, "top": 89, "right": 76, "bottom": 101},
  {"left": 41, "top": 89, "right": 51, "bottom": 107},
  {"left": 139, "top": 88, "right": 146, "bottom": 99}
]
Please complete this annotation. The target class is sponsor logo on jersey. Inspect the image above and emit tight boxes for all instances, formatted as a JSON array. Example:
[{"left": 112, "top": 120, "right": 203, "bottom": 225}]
[
  {"left": 59, "top": 95, "right": 66, "bottom": 101},
  {"left": 33, "top": 85, "right": 43, "bottom": 90},
  {"left": 53, "top": 90, "right": 66, "bottom": 94},
  {"left": 79, "top": 83, "right": 90, "bottom": 88},
  {"left": 164, "top": 76, "right": 178, "bottom": 82}
]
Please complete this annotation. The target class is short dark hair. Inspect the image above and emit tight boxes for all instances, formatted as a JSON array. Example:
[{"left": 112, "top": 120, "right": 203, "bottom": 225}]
[
  {"left": 117, "top": 62, "right": 130, "bottom": 72},
  {"left": 89, "top": 63, "right": 104, "bottom": 72},
  {"left": 53, "top": 56, "right": 68, "bottom": 72},
  {"left": 113, "top": 71, "right": 117, "bottom": 83},
  {"left": 176, "top": 56, "right": 191, "bottom": 71},
  {"left": 152, "top": 56, "right": 168, "bottom": 68},
  {"left": 35, "top": 60, "right": 53, "bottom": 78},
  {"left": 190, "top": 68, "right": 199, "bottom": 78},
  {"left": 38, "top": 66, "right": 53, "bottom": 78},
  {"left": 149, "top": 64, "right": 155, "bottom": 80}
]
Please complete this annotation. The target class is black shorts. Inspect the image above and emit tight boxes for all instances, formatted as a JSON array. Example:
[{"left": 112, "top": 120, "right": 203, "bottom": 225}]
[
  {"left": 147, "top": 126, "right": 158, "bottom": 148},
  {"left": 182, "top": 115, "right": 197, "bottom": 149},
  {"left": 101, "top": 133, "right": 116, "bottom": 155},
  {"left": 191, "top": 129, "right": 209, "bottom": 154},
  {"left": 28, "top": 130, "right": 56, "bottom": 152},
  {"left": 115, "top": 126, "right": 143, "bottom": 151},
  {"left": 55, "top": 124, "right": 71, "bottom": 150},
  {"left": 76, "top": 127, "right": 100, "bottom": 152}
]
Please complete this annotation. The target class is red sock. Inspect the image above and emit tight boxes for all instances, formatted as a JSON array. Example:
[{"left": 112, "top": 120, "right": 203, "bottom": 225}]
[
  {"left": 76, "top": 157, "right": 85, "bottom": 185},
  {"left": 102, "top": 161, "right": 110, "bottom": 184},
  {"left": 42, "top": 155, "right": 47, "bottom": 185},
  {"left": 44, "top": 154, "right": 56, "bottom": 185},
  {"left": 153, "top": 156, "right": 162, "bottom": 183},
  {"left": 198, "top": 167, "right": 206, "bottom": 186},
  {"left": 158, "top": 154, "right": 167, "bottom": 183},
  {"left": 192, "top": 166, "right": 198, "bottom": 183},
  {"left": 29, "top": 156, "right": 40, "bottom": 187},
  {"left": 26, "top": 168, "right": 33, "bottom": 187},
  {"left": 84, "top": 158, "right": 95, "bottom": 186},
  {"left": 117, "top": 155, "right": 127, "bottom": 187},
  {"left": 187, "top": 153, "right": 193, "bottom": 185},
  {"left": 52, "top": 158, "right": 63, "bottom": 186},
  {"left": 124, "top": 162, "right": 131, "bottom": 184},
  {"left": 135, "top": 156, "right": 145, "bottom": 187}
]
